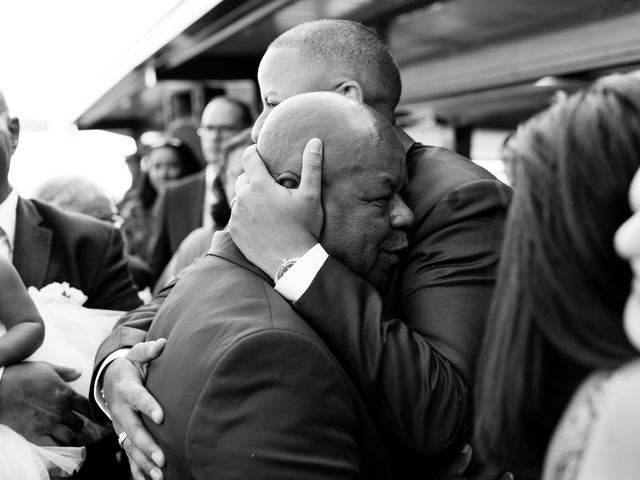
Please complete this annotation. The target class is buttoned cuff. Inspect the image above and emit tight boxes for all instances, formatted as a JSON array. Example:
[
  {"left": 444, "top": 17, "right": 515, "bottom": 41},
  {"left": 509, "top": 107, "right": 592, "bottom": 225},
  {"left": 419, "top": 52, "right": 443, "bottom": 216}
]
[
  {"left": 274, "top": 243, "right": 328, "bottom": 302},
  {"left": 93, "top": 349, "right": 131, "bottom": 419}
]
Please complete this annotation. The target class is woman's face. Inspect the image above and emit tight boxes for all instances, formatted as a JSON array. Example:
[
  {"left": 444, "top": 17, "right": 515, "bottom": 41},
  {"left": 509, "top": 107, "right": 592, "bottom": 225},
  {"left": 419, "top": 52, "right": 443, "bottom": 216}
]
[
  {"left": 148, "top": 147, "right": 182, "bottom": 191},
  {"left": 614, "top": 168, "right": 640, "bottom": 351}
]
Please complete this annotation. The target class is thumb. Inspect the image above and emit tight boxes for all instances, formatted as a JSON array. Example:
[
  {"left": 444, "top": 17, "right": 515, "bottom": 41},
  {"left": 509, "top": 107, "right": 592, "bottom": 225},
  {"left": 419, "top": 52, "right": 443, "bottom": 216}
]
[
  {"left": 241, "top": 144, "right": 270, "bottom": 181},
  {"left": 50, "top": 364, "right": 81, "bottom": 382},
  {"left": 127, "top": 338, "right": 167, "bottom": 365},
  {"left": 299, "top": 138, "right": 323, "bottom": 194}
]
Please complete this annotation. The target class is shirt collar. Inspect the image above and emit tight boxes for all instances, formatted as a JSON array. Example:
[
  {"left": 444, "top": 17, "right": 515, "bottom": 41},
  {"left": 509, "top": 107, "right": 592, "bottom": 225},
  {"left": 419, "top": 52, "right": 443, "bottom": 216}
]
[
  {"left": 205, "top": 164, "right": 217, "bottom": 192},
  {"left": 394, "top": 125, "right": 416, "bottom": 154},
  {"left": 0, "top": 188, "right": 19, "bottom": 249}
]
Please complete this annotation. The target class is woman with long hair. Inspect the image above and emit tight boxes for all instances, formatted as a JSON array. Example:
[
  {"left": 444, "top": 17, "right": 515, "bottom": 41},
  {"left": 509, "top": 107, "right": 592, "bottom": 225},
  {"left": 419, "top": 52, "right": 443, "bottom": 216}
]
[
  {"left": 473, "top": 73, "right": 640, "bottom": 480},
  {"left": 119, "top": 138, "right": 202, "bottom": 263}
]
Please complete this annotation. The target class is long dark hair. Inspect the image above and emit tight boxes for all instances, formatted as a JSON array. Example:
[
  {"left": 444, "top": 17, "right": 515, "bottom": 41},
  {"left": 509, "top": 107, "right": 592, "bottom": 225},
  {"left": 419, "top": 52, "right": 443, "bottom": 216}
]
[
  {"left": 474, "top": 73, "right": 640, "bottom": 476},
  {"left": 138, "top": 138, "right": 202, "bottom": 209}
]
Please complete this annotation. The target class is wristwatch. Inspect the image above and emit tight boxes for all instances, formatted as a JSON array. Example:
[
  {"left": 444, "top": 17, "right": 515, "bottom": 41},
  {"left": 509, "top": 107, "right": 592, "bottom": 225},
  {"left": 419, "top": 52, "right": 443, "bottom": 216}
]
[{"left": 275, "top": 257, "right": 300, "bottom": 282}]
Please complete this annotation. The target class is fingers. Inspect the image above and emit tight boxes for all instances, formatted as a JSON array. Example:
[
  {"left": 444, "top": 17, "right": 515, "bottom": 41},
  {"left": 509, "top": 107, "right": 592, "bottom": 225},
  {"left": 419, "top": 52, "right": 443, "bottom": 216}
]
[
  {"left": 113, "top": 404, "right": 165, "bottom": 474},
  {"left": 118, "top": 370, "right": 164, "bottom": 424},
  {"left": 60, "top": 410, "right": 85, "bottom": 434},
  {"left": 298, "top": 138, "right": 323, "bottom": 194},
  {"left": 129, "top": 458, "right": 153, "bottom": 480},
  {"left": 49, "top": 423, "right": 78, "bottom": 446},
  {"left": 121, "top": 435, "right": 164, "bottom": 480},
  {"left": 69, "top": 390, "right": 91, "bottom": 418},
  {"left": 241, "top": 145, "right": 270, "bottom": 181},
  {"left": 49, "top": 363, "right": 81, "bottom": 382},
  {"left": 112, "top": 399, "right": 165, "bottom": 467},
  {"left": 451, "top": 444, "right": 473, "bottom": 476},
  {"left": 127, "top": 339, "right": 167, "bottom": 367}
]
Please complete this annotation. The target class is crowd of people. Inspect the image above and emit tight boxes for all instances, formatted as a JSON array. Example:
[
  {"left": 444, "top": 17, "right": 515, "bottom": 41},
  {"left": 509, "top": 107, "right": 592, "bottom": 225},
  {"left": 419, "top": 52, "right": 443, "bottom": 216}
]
[{"left": 0, "top": 17, "right": 639, "bottom": 480}]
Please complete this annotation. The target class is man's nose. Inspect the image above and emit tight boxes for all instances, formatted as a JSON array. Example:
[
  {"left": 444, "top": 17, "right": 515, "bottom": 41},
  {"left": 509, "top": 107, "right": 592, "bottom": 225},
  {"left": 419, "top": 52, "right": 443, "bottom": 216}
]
[{"left": 389, "top": 193, "right": 414, "bottom": 230}]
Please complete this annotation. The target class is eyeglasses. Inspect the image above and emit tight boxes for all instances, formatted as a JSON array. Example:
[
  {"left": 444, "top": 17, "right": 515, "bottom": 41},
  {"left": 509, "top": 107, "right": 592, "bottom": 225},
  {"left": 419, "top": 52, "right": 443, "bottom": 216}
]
[{"left": 197, "top": 125, "right": 242, "bottom": 138}]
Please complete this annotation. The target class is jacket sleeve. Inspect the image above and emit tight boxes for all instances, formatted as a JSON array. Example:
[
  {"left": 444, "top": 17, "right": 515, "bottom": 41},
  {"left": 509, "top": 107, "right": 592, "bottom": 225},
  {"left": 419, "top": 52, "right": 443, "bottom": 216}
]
[
  {"left": 84, "top": 225, "right": 142, "bottom": 312},
  {"left": 89, "top": 278, "right": 176, "bottom": 422},
  {"left": 293, "top": 179, "right": 510, "bottom": 455},
  {"left": 187, "top": 330, "right": 370, "bottom": 480}
]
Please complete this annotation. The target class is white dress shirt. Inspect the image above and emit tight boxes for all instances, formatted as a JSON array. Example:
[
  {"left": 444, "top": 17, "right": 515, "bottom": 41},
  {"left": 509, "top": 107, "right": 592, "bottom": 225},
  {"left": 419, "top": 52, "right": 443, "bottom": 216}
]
[{"left": 202, "top": 165, "right": 219, "bottom": 228}]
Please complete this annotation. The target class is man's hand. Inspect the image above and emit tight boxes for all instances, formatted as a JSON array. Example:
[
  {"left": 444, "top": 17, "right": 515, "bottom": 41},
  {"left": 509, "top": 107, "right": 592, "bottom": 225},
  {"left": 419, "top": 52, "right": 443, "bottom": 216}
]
[
  {"left": 103, "top": 339, "right": 167, "bottom": 480},
  {"left": 0, "top": 361, "right": 88, "bottom": 446},
  {"left": 433, "top": 444, "right": 514, "bottom": 480},
  {"left": 228, "top": 138, "right": 324, "bottom": 279}
]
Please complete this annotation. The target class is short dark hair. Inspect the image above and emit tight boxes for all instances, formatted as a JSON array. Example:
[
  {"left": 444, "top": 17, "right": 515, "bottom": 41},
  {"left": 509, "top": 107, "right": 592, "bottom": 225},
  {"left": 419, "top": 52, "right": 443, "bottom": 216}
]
[{"left": 270, "top": 20, "right": 402, "bottom": 112}]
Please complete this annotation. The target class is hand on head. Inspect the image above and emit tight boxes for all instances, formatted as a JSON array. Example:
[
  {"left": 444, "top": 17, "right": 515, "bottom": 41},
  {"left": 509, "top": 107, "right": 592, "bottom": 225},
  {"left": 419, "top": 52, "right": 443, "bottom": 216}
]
[{"left": 228, "top": 139, "right": 324, "bottom": 279}]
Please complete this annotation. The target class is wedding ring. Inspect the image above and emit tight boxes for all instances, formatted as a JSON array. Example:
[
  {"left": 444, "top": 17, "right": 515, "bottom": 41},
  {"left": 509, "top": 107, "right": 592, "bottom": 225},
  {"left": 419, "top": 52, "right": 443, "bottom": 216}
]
[{"left": 117, "top": 431, "right": 129, "bottom": 449}]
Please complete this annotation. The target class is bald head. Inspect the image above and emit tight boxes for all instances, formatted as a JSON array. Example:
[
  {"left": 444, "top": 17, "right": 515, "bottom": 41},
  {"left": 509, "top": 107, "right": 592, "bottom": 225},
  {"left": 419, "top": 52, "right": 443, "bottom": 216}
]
[
  {"left": 257, "top": 92, "right": 401, "bottom": 184},
  {"left": 256, "top": 91, "right": 413, "bottom": 291},
  {"left": 0, "top": 89, "right": 19, "bottom": 199}
]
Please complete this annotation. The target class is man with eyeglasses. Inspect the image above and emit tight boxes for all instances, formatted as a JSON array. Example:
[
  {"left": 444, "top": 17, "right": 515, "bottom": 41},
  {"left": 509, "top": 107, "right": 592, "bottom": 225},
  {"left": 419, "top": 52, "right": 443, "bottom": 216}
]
[{"left": 147, "top": 96, "right": 253, "bottom": 280}]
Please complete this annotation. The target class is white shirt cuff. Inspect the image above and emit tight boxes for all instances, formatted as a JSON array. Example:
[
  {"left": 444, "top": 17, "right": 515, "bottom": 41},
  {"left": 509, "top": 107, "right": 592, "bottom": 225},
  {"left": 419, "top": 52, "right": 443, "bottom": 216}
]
[
  {"left": 93, "top": 349, "right": 131, "bottom": 419},
  {"left": 0, "top": 366, "right": 4, "bottom": 384},
  {"left": 274, "top": 244, "right": 328, "bottom": 302}
]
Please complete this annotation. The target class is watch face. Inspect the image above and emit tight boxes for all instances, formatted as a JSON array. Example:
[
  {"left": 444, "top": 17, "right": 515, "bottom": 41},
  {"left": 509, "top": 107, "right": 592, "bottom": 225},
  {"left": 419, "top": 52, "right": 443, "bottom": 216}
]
[{"left": 275, "top": 259, "right": 298, "bottom": 282}]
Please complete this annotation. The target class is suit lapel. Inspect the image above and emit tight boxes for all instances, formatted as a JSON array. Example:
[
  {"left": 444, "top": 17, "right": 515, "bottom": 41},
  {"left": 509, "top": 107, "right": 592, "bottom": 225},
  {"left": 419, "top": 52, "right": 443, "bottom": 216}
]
[
  {"left": 170, "top": 173, "right": 205, "bottom": 251},
  {"left": 13, "top": 198, "right": 52, "bottom": 288}
]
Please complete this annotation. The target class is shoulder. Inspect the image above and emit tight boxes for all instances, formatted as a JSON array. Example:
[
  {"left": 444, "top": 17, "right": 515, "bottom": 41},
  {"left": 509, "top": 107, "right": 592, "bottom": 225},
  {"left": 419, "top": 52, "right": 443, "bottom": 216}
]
[
  {"left": 405, "top": 143, "right": 512, "bottom": 218},
  {"left": 26, "top": 198, "right": 114, "bottom": 239},
  {"left": 166, "top": 171, "right": 205, "bottom": 192},
  {"left": 559, "top": 361, "right": 640, "bottom": 480}
]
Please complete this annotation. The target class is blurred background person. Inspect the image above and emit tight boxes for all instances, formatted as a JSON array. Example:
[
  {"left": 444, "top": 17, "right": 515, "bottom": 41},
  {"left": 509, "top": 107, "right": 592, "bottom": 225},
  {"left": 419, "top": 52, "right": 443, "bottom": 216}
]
[
  {"left": 147, "top": 96, "right": 252, "bottom": 281},
  {"left": 473, "top": 72, "right": 640, "bottom": 480},
  {"left": 34, "top": 175, "right": 117, "bottom": 223},
  {"left": 119, "top": 138, "right": 201, "bottom": 267},
  {"left": 117, "top": 152, "right": 144, "bottom": 211},
  {"left": 154, "top": 128, "right": 252, "bottom": 290},
  {"left": 33, "top": 174, "right": 155, "bottom": 291}
]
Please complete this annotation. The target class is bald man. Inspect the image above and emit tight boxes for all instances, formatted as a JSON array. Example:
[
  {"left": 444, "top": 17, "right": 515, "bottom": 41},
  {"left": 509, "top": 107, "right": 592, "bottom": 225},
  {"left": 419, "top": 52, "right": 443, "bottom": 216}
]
[
  {"left": 95, "top": 19, "right": 510, "bottom": 480},
  {"left": 139, "top": 92, "right": 412, "bottom": 479}
]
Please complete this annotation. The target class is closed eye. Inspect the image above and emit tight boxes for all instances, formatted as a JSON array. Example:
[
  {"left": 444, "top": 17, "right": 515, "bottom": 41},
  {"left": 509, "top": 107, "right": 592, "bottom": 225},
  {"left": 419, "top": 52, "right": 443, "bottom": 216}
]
[{"left": 276, "top": 172, "right": 300, "bottom": 189}]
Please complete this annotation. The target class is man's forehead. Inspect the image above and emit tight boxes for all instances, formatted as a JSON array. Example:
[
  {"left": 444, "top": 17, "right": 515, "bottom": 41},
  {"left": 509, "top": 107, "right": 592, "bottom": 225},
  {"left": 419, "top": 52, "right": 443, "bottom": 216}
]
[{"left": 202, "top": 100, "right": 242, "bottom": 124}]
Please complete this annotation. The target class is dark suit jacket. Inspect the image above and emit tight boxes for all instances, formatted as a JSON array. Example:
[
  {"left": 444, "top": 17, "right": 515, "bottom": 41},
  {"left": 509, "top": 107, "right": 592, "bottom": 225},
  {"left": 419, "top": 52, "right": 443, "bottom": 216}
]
[
  {"left": 147, "top": 172, "right": 205, "bottom": 278},
  {"left": 92, "top": 143, "right": 511, "bottom": 465},
  {"left": 143, "top": 232, "right": 392, "bottom": 480},
  {"left": 14, "top": 197, "right": 142, "bottom": 311}
]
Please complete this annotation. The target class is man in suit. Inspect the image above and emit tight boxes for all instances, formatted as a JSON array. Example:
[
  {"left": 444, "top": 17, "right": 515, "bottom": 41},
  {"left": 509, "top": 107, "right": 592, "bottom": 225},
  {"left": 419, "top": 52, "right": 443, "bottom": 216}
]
[
  {"left": 93, "top": 20, "right": 511, "bottom": 480},
  {"left": 0, "top": 89, "right": 141, "bottom": 478},
  {"left": 147, "top": 96, "right": 252, "bottom": 279},
  {"left": 143, "top": 91, "right": 412, "bottom": 479}
]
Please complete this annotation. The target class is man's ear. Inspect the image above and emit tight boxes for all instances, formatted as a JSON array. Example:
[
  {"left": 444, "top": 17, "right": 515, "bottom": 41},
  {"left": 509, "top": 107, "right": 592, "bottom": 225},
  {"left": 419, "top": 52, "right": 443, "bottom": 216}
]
[
  {"left": 335, "top": 81, "right": 364, "bottom": 103},
  {"left": 8, "top": 117, "right": 19, "bottom": 154}
]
